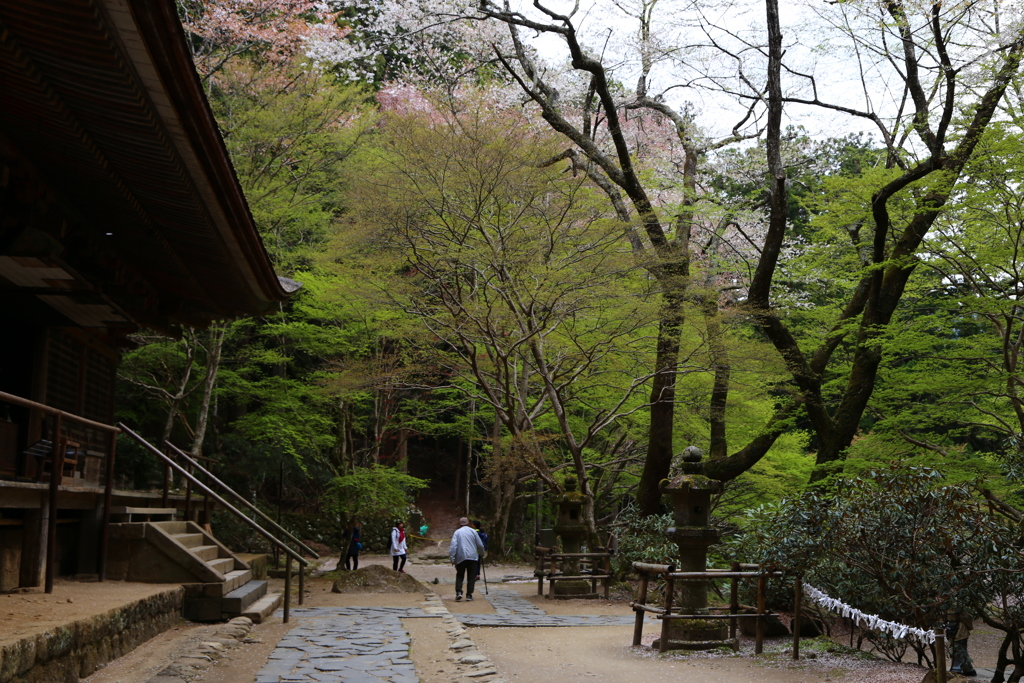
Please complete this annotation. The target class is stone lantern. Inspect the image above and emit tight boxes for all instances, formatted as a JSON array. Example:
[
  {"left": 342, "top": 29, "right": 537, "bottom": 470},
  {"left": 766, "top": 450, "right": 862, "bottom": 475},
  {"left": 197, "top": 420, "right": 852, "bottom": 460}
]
[
  {"left": 552, "top": 476, "right": 591, "bottom": 597},
  {"left": 655, "top": 446, "right": 733, "bottom": 650}
]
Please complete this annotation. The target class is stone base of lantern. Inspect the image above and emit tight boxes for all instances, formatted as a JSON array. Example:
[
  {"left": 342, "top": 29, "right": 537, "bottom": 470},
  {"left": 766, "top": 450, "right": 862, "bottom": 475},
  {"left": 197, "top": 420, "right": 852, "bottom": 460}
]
[
  {"left": 551, "top": 578, "right": 592, "bottom": 597},
  {"left": 651, "top": 637, "right": 738, "bottom": 652},
  {"left": 653, "top": 618, "right": 734, "bottom": 651}
]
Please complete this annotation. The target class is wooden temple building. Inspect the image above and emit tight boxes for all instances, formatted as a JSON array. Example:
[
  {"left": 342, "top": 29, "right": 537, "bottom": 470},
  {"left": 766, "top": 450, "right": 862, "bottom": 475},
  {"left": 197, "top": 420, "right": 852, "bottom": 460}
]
[{"left": 0, "top": 0, "right": 296, "bottom": 593}]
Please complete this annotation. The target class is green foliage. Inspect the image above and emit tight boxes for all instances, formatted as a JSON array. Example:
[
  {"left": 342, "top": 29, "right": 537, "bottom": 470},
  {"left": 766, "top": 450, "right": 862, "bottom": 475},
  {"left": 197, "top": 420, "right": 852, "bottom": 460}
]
[
  {"left": 733, "top": 466, "right": 1018, "bottom": 662},
  {"left": 327, "top": 464, "right": 429, "bottom": 522},
  {"left": 714, "top": 430, "right": 814, "bottom": 520},
  {"left": 612, "top": 507, "right": 677, "bottom": 575},
  {"left": 211, "top": 62, "right": 373, "bottom": 274}
]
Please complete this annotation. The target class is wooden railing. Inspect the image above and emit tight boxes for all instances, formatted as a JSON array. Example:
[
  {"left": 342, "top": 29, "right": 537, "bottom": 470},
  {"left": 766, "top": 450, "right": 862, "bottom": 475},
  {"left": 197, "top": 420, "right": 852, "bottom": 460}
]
[
  {"left": 0, "top": 390, "right": 118, "bottom": 593},
  {"left": 630, "top": 562, "right": 791, "bottom": 655}
]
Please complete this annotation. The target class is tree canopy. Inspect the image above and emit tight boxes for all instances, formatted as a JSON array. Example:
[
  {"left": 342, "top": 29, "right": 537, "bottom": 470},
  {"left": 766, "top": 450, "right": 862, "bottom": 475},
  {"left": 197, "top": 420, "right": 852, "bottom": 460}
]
[{"left": 110, "top": 1, "right": 1024, "bottom": 587}]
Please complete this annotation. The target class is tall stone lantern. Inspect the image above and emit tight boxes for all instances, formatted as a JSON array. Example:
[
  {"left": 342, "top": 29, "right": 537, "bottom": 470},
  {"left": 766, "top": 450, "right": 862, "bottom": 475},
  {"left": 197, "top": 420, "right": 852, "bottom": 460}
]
[
  {"left": 552, "top": 476, "right": 591, "bottom": 597},
  {"left": 655, "top": 446, "right": 733, "bottom": 650}
]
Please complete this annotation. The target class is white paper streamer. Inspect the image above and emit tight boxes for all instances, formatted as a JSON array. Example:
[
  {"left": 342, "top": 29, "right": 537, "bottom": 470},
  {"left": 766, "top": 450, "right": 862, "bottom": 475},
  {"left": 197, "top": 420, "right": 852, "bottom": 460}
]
[{"left": 802, "top": 584, "right": 936, "bottom": 647}]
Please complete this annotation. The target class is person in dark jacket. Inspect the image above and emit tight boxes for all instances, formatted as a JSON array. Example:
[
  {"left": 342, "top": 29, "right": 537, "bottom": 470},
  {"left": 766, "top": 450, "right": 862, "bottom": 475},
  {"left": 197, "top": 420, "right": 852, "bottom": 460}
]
[
  {"left": 343, "top": 520, "right": 362, "bottom": 571},
  {"left": 473, "top": 520, "right": 489, "bottom": 581}
]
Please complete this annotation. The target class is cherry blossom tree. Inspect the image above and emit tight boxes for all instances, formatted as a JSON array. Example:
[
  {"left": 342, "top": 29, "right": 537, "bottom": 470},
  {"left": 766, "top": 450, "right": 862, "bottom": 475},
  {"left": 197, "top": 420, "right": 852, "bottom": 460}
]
[{"left": 178, "top": 0, "right": 350, "bottom": 82}]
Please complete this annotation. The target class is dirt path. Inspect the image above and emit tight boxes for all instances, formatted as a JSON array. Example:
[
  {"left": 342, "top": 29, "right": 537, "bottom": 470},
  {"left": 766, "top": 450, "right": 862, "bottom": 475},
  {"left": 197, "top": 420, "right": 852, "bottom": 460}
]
[
  {"left": 169, "top": 558, "right": 938, "bottom": 683},
  {"left": 68, "top": 558, "right": 972, "bottom": 683}
]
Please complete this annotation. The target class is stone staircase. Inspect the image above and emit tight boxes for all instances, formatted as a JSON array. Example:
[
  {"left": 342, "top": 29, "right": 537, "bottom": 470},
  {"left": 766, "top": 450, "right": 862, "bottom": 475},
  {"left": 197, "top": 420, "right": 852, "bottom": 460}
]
[{"left": 107, "top": 520, "right": 282, "bottom": 623}]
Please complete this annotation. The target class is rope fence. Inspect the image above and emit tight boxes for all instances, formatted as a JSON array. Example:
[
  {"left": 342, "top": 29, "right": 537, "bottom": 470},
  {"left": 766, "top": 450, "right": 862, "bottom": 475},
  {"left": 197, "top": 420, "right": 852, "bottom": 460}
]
[
  {"left": 802, "top": 584, "right": 936, "bottom": 647},
  {"left": 802, "top": 584, "right": 947, "bottom": 682}
]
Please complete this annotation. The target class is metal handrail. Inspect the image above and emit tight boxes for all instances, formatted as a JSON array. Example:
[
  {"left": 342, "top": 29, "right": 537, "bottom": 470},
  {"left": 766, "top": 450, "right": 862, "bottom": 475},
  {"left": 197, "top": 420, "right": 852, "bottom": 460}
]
[
  {"left": 119, "top": 423, "right": 307, "bottom": 622},
  {"left": 165, "top": 441, "right": 320, "bottom": 559}
]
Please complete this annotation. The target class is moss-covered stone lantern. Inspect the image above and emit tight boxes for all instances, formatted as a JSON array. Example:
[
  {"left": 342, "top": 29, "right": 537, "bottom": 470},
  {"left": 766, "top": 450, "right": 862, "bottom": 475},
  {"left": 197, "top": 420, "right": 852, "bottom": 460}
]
[
  {"left": 552, "top": 476, "right": 591, "bottom": 597},
  {"left": 655, "top": 445, "right": 733, "bottom": 650}
]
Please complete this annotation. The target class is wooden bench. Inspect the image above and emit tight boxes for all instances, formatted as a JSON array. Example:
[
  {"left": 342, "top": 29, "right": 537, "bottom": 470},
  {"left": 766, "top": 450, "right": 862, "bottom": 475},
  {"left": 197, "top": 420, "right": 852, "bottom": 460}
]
[
  {"left": 535, "top": 546, "right": 613, "bottom": 599},
  {"left": 110, "top": 506, "right": 178, "bottom": 522}
]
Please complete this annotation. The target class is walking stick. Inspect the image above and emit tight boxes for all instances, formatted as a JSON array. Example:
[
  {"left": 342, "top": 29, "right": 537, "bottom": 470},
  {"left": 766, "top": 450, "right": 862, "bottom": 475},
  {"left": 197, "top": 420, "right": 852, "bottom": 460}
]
[{"left": 481, "top": 556, "right": 489, "bottom": 595}]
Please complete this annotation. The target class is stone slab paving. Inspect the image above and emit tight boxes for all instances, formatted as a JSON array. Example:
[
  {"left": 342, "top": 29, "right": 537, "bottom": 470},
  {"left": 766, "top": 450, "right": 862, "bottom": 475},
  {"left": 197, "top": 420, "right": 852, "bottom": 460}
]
[
  {"left": 455, "top": 587, "right": 635, "bottom": 627},
  {"left": 253, "top": 607, "right": 441, "bottom": 683},
  {"left": 251, "top": 589, "right": 638, "bottom": 682},
  {"left": 480, "top": 588, "right": 547, "bottom": 615}
]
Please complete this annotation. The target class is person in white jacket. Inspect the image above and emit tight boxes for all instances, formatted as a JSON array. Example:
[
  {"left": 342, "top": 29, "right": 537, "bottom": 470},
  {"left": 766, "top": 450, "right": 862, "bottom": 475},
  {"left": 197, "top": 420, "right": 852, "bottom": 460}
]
[
  {"left": 391, "top": 522, "right": 408, "bottom": 572},
  {"left": 449, "top": 517, "right": 485, "bottom": 601}
]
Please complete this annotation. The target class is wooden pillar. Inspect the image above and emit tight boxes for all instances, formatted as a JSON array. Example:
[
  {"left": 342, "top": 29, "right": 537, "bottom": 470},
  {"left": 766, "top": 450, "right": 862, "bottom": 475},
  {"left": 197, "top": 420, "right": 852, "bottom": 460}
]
[
  {"left": 730, "top": 561, "right": 739, "bottom": 642},
  {"left": 603, "top": 555, "right": 611, "bottom": 600},
  {"left": 536, "top": 551, "right": 544, "bottom": 596},
  {"left": 659, "top": 575, "right": 674, "bottom": 653},
  {"left": 283, "top": 556, "right": 292, "bottom": 624},
  {"left": 98, "top": 429, "right": 115, "bottom": 581},
  {"left": 45, "top": 415, "right": 64, "bottom": 594},
  {"left": 755, "top": 574, "right": 766, "bottom": 654},
  {"left": 632, "top": 573, "right": 649, "bottom": 646},
  {"left": 935, "top": 628, "right": 946, "bottom": 683},
  {"left": 298, "top": 558, "right": 305, "bottom": 605}
]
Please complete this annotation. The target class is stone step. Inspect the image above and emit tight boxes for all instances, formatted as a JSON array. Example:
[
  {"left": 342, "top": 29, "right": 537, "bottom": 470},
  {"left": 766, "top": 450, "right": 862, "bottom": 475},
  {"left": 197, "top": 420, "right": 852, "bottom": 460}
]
[
  {"left": 171, "top": 532, "right": 205, "bottom": 549},
  {"left": 222, "top": 580, "right": 268, "bottom": 616},
  {"left": 242, "top": 592, "right": 282, "bottom": 624},
  {"left": 223, "top": 568, "right": 252, "bottom": 595},
  {"left": 208, "top": 557, "right": 235, "bottom": 576},
  {"left": 152, "top": 521, "right": 190, "bottom": 534},
  {"left": 191, "top": 544, "right": 220, "bottom": 561}
]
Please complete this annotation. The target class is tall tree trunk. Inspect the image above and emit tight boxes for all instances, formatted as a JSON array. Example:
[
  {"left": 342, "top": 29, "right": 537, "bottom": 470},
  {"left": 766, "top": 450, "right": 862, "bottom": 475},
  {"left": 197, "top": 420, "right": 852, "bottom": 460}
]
[
  {"left": 636, "top": 285, "right": 686, "bottom": 515},
  {"left": 191, "top": 323, "right": 225, "bottom": 458}
]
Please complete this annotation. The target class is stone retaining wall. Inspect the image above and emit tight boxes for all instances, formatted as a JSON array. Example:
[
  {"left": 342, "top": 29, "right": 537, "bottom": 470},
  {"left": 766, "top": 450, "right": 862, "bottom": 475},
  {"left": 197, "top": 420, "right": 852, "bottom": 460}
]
[{"left": 0, "top": 587, "right": 184, "bottom": 683}]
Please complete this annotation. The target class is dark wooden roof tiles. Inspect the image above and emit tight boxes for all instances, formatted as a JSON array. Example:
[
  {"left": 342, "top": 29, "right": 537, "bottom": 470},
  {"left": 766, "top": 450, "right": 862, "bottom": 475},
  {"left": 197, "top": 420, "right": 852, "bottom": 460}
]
[{"left": 0, "top": 0, "right": 292, "bottom": 326}]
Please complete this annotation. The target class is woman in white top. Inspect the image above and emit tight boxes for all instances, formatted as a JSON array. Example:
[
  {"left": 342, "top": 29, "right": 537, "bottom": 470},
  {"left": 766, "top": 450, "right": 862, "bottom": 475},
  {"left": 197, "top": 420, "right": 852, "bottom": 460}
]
[{"left": 391, "top": 521, "right": 408, "bottom": 572}]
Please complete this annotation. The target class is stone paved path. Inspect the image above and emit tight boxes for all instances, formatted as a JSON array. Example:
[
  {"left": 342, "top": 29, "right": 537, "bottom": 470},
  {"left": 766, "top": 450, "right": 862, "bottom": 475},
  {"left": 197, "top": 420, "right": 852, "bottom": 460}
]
[
  {"left": 252, "top": 607, "right": 442, "bottom": 683},
  {"left": 251, "top": 589, "right": 638, "bottom": 682},
  {"left": 479, "top": 589, "right": 547, "bottom": 615},
  {"left": 453, "top": 588, "right": 636, "bottom": 628}
]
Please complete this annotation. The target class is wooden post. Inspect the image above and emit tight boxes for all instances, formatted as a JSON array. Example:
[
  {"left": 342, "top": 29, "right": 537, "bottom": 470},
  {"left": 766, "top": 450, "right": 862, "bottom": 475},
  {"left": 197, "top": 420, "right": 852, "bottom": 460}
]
[
  {"left": 755, "top": 573, "right": 766, "bottom": 655},
  {"left": 935, "top": 628, "right": 946, "bottom": 683},
  {"left": 729, "top": 561, "right": 739, "bottom": 642},
  {"left": 632, "top": 573, "right": 649, "bottom": 646},
  {"left": 283, "top": 555, "right": 292, "bottom": 624},
  {"left": 98, "top": 429, "right": 116, "bottom": 581},
  {"left": 298, "top": 555, "right": 305, "bottom": 605},
  {"left": 603, "top": 555, "right": 611, "bottom": 600},
  {"left": 659, "top": 575, "right": 674, "bottom": 653},
  {"left": 793, "top": 574, "right": 802, "bottom": 660},
  {"left": 45, "top": 415, "right": 63, "bottom": 594}
]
